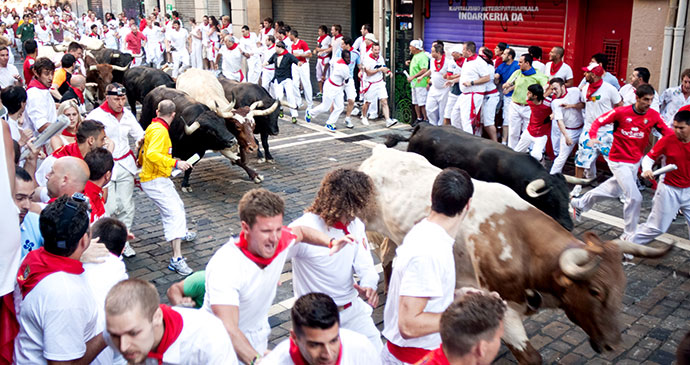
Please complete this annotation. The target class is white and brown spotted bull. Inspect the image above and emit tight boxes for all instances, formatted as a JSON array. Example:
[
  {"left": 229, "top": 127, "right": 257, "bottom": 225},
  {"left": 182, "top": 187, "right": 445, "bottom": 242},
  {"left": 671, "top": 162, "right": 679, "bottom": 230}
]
[{"left": 359, "top": 146, "right": 672, "bottom": 364}]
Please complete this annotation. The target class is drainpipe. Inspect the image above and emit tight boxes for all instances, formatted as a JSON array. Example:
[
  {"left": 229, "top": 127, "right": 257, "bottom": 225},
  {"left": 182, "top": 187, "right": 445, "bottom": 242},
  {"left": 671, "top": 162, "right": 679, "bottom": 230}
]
[
  {"left": 670, "top": 0, "right": 688, "bottom": 87},
  {"left": 660, "top": 0, "right": 679, "bottom": 90}
]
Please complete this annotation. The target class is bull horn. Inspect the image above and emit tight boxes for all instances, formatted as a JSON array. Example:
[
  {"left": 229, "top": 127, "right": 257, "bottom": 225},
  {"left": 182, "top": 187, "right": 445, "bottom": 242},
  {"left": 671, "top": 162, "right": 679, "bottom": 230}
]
[
  {"left": 184, "top": 121, "right": 201, "bottom": 135},
  {"left": 280, "top": 99, "right": 297, "bottom": 109},
  {"left": 89, "top": 65, "right": 98, "bottom": 71},
  {"left": 51, "top": 44, "right": 61, "bottom": 52},
  {"left": 110, "top": 65, "right": 129, "bottom": 72},
  {"left": 250, "top": 100, "right": 279, "bottom": 117},
  {"left": 219, "top": 145, "right": 240, "bottom": 161},
  {"left": 249, "top": 100, "right": 263, "bottom": 110},
  {"left": 612, "top": 239, "right": 674, "bottom": 259},
  {"left": 525, "top": 179, "right": 551, "bottom": 198},
  {"left": 563, "top": 174, "right": 596, "bottom": 185},
  {"left": 219, "top": 109, "right": 235, "bottom": 119},
  {"left": 559, "top": 248, "right": 602, "bottom": 280}
]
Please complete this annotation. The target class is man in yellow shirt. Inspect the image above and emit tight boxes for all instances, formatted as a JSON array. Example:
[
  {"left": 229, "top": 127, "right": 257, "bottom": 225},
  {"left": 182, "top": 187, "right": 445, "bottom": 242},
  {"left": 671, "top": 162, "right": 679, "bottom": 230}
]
[{"left": 139, "top": 99, "right": 196, "bottom": 275}]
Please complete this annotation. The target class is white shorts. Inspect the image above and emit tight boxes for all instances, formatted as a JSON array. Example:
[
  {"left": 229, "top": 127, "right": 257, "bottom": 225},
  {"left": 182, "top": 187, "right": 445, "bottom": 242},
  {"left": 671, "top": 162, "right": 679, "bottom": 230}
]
[
  {"left": 482, "top": 93, "right": 500, "bottom": 127},
  {"left": 141, "top": 177, "right": 187, "bottom": 242},
  {"left": 444, "top": 93, "right": 458, "bottom": 120},
  {"left": 363, "top": 81, "right": 387, "bottom": 103},
  {"left": 411, "top": 87, "right": 428, "bottom": 105}
]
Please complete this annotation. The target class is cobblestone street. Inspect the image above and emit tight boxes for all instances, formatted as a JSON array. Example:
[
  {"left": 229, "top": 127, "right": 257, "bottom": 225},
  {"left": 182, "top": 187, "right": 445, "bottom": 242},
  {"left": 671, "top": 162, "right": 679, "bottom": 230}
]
[{"left": 124, "top": 113, "right": 690, "bottom": 364}]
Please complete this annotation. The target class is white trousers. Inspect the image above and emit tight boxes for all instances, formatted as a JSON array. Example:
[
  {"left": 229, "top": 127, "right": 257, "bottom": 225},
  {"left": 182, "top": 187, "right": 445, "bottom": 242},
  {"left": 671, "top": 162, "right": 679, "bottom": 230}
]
[
  {"left": 172, "top": 50, "right": 190, "bottom": 78},
  {"left": 482, "top": 93, "right": 500, "bottom": 127},
  {"left": 310, "top": 82, "right": 344, "bottom": 124},
  {"left": 514, "top": 130, "right": 548, "bottom": 161},
  {"left": 508, "top": 102, "right": 531, "bottom": 149},
  {"left": 190, "top": 42, "right": 203, "bottom": 69},
  {"left": 551, "top": 120, "right": 561, "bottom": 156},
  {"left": 104, "top": 163, "right": 135, "bottom": 229},
  {"left": 380, "top": 344, "right": 415, "bottom": 365},
  {"left": 451, "top": 92, "right": 483, "bottom": 133},
  {"left": 261, "top": 69, "right": 275, "bottom": 96},
  {"left": 340, "top": 297, "right": 383, "bottom": 353},
  {"left": 502, "top": 95, "right": 512, "bottom": 123},
  {"left": 247, "top": 56, "right": 261, "bottom": 84},
  {"left": 145, "top": 44, "right": 163, "bottom": 67},
  {"left": 141, "top": 177, "right": 187, "bottom": 242},
  {"left": 443, "top": 93, "right": 458, "bottom": 120},
  {"left": 291, "top": 62, "right": 313, "bottom": 107},
  {"left": 273, "top": 79, "right": 298, "bottom": 117},
  {"left": 572, "top": 160, "right": 642, "bottom": 236},
  {"left": 550, "top": 127, "right": 582, "bottom": 174},
  {"left": 425, "top": 88, "right": 449, "bottom": 126},
  {"left": 361, "top": 80, "right": 379, "bottom": 118},
  {"left": 629, "top": 183, "right": 690, "bottom": 244}
]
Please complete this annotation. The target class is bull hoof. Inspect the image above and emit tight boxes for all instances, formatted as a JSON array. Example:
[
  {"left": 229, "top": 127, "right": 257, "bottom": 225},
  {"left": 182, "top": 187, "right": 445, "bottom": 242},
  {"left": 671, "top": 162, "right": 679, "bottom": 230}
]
[
  {"left": 253, "top": 175, "right": 264, "bottom": 184},
  {"left": 181, "top": 186, "right": 193, "bottom": 193}
]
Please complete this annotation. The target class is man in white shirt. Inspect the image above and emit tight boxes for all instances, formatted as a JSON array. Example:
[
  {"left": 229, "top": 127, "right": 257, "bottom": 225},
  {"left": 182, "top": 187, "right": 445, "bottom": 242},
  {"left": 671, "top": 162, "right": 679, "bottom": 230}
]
[
  {"left": 549, "top": 77, "right": 585, "bottom": 175},
  {"left": 165, "top": 20, "right": 190, "bottom": 78},
  {"left": 239, "top": 25, "right": 261, "bottom": 83},
  {"left": 620, "top": 67, "right": 660, "bottom": 111},
  {"left": 289, "top": 29, "right": 313, "bottom": 109},
  {"left": 84, "top": 218, "right": 129, "bottom": 365},
  {"left": 218, "top": 35, "right": 244, "bottom": 81},
  {"left": 287, "top": 169, "right": 381, "bottom": 351},
  {"left": 24, "top": 57, "right": 57, "bottom": 136},
  {"left": 659, "top": 68, "right": 690, "bottom": 125},
  {"left": 544, "top": 46, "right": 574, "bottom": 86},
  {"left": 306, "top": 50, "right": 353, "bottom": 131},
  {"left": 0, "top": 46, "right": 20, "bottom": 88},
  {"left": 450, "top": 41, "right": 490, "bottom": 134},
  {"left": 105, "top": 279, "right": 237, "bottom": 365},
  {"left": 381, "top": 167, "right": 474, "bottom": 365},
  {"left": 35, "top": 17, "right": 52, "bottom": 45},
  {"left": 261, "top": 293, "right": 381, "bottom": 365},
  {"left": 529, "top": 45, "right": 545, "bottom": 74},
  {"left": 314, "top": 25, "right": 332, "bottom": 97},
  {"left": 202, "top": 188, "right": 355, "bottom": 365},
  {"left": 478, "top": 46, "right": 500, "bottom": 141},
  {"left": 360, "top": 43, "right": 398, "bottom": 128},
  {"left": 260, "top": 17, "right": 275, "bottom": 46},
  {"left": 87, "top": 83, "right": 144, "bottom": 257},
  {"left": 425, "top": 43, "right": 450, "bottom": 126},
  {"left": 260, "top": 35, "right": 277, "bottom": 94},
  {"left": 352, "top": 24, "right": 372, "bottom": 59},
  {"left": 14, "top": 195, "right": 107, "bottom": 364}
]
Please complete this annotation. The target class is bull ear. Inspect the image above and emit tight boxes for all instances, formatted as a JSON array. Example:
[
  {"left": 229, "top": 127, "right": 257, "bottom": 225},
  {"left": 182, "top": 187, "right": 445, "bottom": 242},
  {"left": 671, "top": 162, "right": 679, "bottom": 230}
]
[{"left": 553, "top": 273, "right": 573, "bottom": 288}]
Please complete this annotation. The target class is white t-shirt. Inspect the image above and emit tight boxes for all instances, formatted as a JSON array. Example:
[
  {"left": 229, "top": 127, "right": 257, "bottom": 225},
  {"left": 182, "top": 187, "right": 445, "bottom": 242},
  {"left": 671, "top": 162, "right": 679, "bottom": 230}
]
[
  {"left": 533, "top": 60, "right": 546, "bottom": 74},
  {"left": 0, "top": 118, "right": 20, "bottom": 296},
  {"left": 105, "top": 306, "right": 238, "bottom": 365},
  {"left": 544, "top": 61, "right": 574, "bottom": 81},
  {"left": 35, "top": 25, "right": 52, "bottom": 43},
  {"left": 219, "top": 45, "right": 243, "bottom": 80},
  {"left": 259, "top": 27, "right": 274, "bottom": 45},
  {"left": 362, "top": 53, "right": 385, "bottom": 83},
  {"left": 581, "top": 81, "right": 622, "bottom": 128},
  {"left": 325, "top": 61, "right": 351, "bottom": 87},
  {"left": 261, "top": 45, "right": 276, "bottom": 70},
  {"left": 117, "top": 26, "right": 130, "bottom": 52},
  {"left": 86, "top": 106, "right": 144, "bottom": 175},
  {"left": 429, "top": 55, "right": 450, "bottom": 91},
  {"left": 24, "top": 86, "right": 57, "bottom": 137},
  {"left": 0, "top": 64, "right": 18, "bottom": 88},
  {"left": 84, "top": 254, "right": 128, "bottom": 365},
  {"left": 316, "top": 35, "right": 332, "bottom": 61},
  {"left": 551, "top": 87, "right": 584, "bottom": 129},
  {"left": 166, "top": 28, "right": 189, "bottom": 53},
  {"left": 14, "top": 272, "right": 99, "bottom": 364},
  {"left": 202, "top": 235, "right": 295, "bottom": 350},
  {"left": 660, "top": 85, "right": 690, "bottom": 124},
  {"left": 483, "top": 61, "right": 497, "bottom": 93},
  {"left": 459, "top": 57, "right": 489, "bottom": 93},
  {"left": 381, "top": 219, "right": 455, "bottom": 350},
  {"left": 287, "top": 214, "right": 378, "bottom": 305},
  {"left": 619, "top": 84, "right": 661, "bottom": 112},
  {"left": 239, "top": 33, "right": 259, "bottom": 57},
  {"left": 262, "top": 328, "right": 381, "bottom": 365}
]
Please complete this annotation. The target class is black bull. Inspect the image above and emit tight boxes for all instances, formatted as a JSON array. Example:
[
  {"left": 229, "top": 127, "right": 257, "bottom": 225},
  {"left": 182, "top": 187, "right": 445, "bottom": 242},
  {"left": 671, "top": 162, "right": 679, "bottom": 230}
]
[
  {"left": 139, "top": 86, "right": 239, "bottom": 188},
  {"left": 385, "top": 122, "right": 575, "bottom": 231},
  {"left": 123, "top": 67, "right": 176, "bottom": 116}
]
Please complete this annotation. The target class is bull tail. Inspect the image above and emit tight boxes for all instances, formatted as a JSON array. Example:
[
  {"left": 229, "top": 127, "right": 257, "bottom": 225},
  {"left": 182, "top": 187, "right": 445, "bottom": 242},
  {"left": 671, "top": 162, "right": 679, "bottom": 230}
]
[{"left": 383, "top": 133, "right": 410, "bottom": 148}]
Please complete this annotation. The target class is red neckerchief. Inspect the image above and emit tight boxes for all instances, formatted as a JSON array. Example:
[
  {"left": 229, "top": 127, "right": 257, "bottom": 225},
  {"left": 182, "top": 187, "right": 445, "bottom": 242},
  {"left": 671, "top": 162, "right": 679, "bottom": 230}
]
[
  {"left": 147, "top": 305, "right": 183, "bottom": 365},
  {"left": 557, "top": 89, "right": 569, "bottom": 100},
  {"left": 243, "top": 34, "right": 250, "bottom": 39},
  {"left": 317, "top": 34, "right": 327, "bottom": 44},
  {"left": 369, "top": 53, "right": 379, "bottom": 61},
  {"left": 289, "top": 336, "right": 342, "bottom": 365},
  {"left": 586, "top": 79, "right": 604, "bottom": 100},
  {"left": 334, "top": 34, "right": 342, "bottom": 40},
  {"left": 89, "top": 32, "right": 98, "bottom": 38},
  {"left": 27, "top": 78, "right": 48, "bottom": 90},
  {"left": 84, "top": 181, "right": 105, "bottom": 222},
  {"left": 434, "top": 54, "right": 445, "bottom": 72},
  {"left": 61, "top": 129, "right": 76, "bottom": 138},
  {"left": 152, "top": 117, "right": 169, "bottom": 130},
  {"left": 227, "top": 42, "right": 239, "bottom": 51},
  {"left": 52, "top": 142, "right": 83, "bottom": 159},
  {"left": 263, "top": 27, "right": 271, "bottom": 34},
  {"left": 365, "top": 42, "right": 372, "bottom": 53},
  {"left": 455, "top": 57, "right": 465, "bottom": 67},
  {"left": 17, "top": 247, "right": 85, "bottom": 298},
  {"left": 221, "top": 23, "right": 229, "bottom": 29},
  {"left": 336, "top": 58, "right": 347, "bottom": 65},
  {"left": 99, "top": 101, "right": 123, "bottom": 119},
  {"left": 268, "top": 45, "right": 275, "bottom": 50},
  {"left": 40, "top": 25, "right": 46, "bottom": 30},
  {"left": 550, "top": 61, "right": 563, "bottom": 75},
  {"left": 70, "top": 85, "right": 84, "bottom": 103},
  {"left": 277, "top": 49, "right": 288, "bottom": 56},
  {"left": 332, "top": 221, "right": 350, "bottom": 234},
  {"left": 235, "top": 227, "right": 296, "bottom": 267},
  {"left": 466, "top": 54, "right": 477, "bottom": 61},
  {"left": 417, "top": 346, "right": 450, "bottom": 365}
]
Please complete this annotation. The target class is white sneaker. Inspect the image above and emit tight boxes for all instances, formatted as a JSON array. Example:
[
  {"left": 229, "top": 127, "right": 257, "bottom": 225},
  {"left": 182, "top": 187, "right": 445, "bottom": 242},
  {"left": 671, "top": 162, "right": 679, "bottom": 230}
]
[
  {"left": 351, "top": 107, "right": 360, "bottom": 116},
  {"left": 386, "top": 119, "right": 398, "bottom": 128},
  {"left": 570, "top": 185, "right": 582, "bottom": 198},
  {"left": 345, "top": 119, "right": 354, "bottom": 129},
  {"left": 361, "top": 118, "right": 369, "bottom": 126},
  {"left": 168, "top": 257, "right": 193, "bottom": 276},
  {"left": 183, "top": 231, "right": 197, "bottom": 241},
  {"left": 122, "top": 242, "right": 136, "bottom": 258}
]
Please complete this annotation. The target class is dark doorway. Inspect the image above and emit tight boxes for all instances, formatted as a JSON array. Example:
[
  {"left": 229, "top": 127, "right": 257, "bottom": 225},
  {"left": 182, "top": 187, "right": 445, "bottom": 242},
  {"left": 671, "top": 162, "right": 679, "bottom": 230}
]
[
  {"left": 88, "top": 0, "right": 104, "bottom": 19},
  {"left": 392, "top": 0, "right": 414, "bottom": 123},
  {"left": 350, "top": 0, "right": 373, "bottom": 39}
]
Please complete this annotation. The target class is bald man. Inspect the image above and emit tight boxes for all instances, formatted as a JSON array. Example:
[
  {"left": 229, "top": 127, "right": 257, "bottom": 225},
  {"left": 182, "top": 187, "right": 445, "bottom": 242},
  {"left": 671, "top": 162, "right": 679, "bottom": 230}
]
[
  {"left": 61, "top": 74, "right": 87, "bottom": 114},
  {"left": 35, "top": 156, "right": 90, "bottom": 203}
]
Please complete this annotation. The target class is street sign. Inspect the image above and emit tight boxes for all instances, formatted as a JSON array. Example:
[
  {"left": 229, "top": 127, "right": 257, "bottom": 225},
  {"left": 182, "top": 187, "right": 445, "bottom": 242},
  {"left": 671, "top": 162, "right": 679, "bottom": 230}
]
[{"left": 166, "top": 4, "right": 173, "bottom": 13}]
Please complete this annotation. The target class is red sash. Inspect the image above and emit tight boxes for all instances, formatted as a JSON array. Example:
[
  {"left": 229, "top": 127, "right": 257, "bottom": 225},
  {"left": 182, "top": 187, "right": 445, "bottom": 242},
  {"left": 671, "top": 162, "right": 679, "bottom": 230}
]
[
  {"left": 387, "top": 341, "right": 430, "bottom": 364},
  {"left": 52, "top": 142, "right": 83, "bottom": 159},
  {"left": 235, "top": 227, "right": 296, "bottom": 267},
  {"left": 414, "top": 346, "right": 450, "bottom": 365},
  {"left": 289, "top": 336, "right": 342, "bottom": 365},
  {"left": 586, "top": 79, "right": 604, "bottom": 100},
  {"left": 550, "top": 61, "right": 563, "bottom": 76},
  {"left": 147, "top": 305, "right": 183, "bottom": 365}
]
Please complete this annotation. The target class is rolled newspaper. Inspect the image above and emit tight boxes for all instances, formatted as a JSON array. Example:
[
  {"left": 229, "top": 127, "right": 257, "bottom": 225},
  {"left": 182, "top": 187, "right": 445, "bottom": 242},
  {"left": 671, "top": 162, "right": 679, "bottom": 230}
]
[
  {"left": 171, "top": 153, "right": 201, "bottom": 177},
  {"left": 20, "top": 114, "right": 70, "bottom": 160},
  {"left": 652, "top": 164, "right": 678, "bottom": 176}
]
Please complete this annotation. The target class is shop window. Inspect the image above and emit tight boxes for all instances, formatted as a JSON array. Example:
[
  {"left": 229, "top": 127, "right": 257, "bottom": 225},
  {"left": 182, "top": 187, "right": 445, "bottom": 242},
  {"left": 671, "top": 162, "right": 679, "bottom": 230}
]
[{"left": 602, "top": 39, "right": 621, "bottom": 77}]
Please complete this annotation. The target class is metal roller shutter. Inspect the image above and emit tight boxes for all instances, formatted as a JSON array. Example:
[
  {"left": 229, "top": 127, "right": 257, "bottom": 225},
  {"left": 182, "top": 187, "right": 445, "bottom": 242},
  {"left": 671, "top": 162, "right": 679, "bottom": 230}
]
[
  {"left": 88, "top": 0, "right": 104, "bottom": 19},
  {"left": 272, "top": 0, "right": 351, "bottom": 90},
  {"left": 175, "top": 0, "right": 196, "bottom": 23}
]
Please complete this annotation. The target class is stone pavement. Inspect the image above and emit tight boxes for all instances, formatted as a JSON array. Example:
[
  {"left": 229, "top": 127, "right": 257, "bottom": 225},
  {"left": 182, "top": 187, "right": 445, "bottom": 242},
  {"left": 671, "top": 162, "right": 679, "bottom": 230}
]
[{"left": 124, "top": 110, "right": 690, "bottom": 364}]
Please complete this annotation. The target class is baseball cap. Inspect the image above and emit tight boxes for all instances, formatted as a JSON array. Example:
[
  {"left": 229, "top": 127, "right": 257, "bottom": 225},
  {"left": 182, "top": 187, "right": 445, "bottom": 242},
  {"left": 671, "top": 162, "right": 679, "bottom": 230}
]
[
  {"left": 582, "top": 63, "right": 604, "bottom": 77},
  {"left": 410, "top": 39, "right": 423, "bottom": 51}
]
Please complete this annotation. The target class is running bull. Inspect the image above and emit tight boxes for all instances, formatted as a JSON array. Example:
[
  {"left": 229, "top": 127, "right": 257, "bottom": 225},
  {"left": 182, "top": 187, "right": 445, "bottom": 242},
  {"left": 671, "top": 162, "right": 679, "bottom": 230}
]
[
  {"left": 140, "top": 86, "right": 240, "bottom": 191},
  {"left": 123, "top": 67, "right": 176, "bottom": 116},
  {"left": 385, "top": 123, "right": 593, "bottom": 231},
  {"left": 359, "top": 146, "right": 672, "bottom": 365}
]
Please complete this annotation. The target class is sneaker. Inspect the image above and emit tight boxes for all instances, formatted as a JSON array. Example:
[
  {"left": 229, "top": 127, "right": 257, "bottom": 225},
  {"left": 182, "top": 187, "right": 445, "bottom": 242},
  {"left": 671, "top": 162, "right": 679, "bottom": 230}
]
[
  {"left": 351, "top": 107, "right": 360, "bottom": 116},
  {"left": 386, "top": 119, "right": 398, "bottom": 128},
  {"left": 570, "top": 185, "right": 582, "bottom": 198},
  {"left": 618, "top": 195, "right": 626, "bottom": 204},
  {"left": 361, "top": 118, "right": 370, "bottom": 126},
  {"left": 292, "top": 117, "right": 298, "bottom": 124},
  {"left": 305, "top": 110, "right": 312, "bottom": 123},
  {"left": 183, "top": 231, "right": 197, "bottom": 242},
  {"left": 316, "top": 92, "right": 323, "bottom": 98},
  {"left": 345, "top": 119, "right": 354, "bottom": 129},
  {"left": 122, "top": 242, "right": 136, "bottom": 258},
  {"left": 168, "top": 257, "right": 193, "bottom": 276},
  {"left": 325, "top": 123, "right": 336, "bottom": 132},
  {"left": 570, "top": 200, "right": 582, "bottom": 222}
]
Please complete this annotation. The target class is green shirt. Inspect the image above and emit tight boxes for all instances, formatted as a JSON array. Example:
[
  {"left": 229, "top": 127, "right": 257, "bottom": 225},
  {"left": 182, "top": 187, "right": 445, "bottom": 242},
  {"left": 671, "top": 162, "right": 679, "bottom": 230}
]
[
  {"left": 183, "top": 270, "right": 206, "bottom": 308},
  {"left": 507, "top": 68, "right": 548, "bottom": 104},
  {"left": 409, "top": 52, "right": 429, "bottom": 88},
  {"left": 17, "top": 22, "right": 34, "bottom": 43}
]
